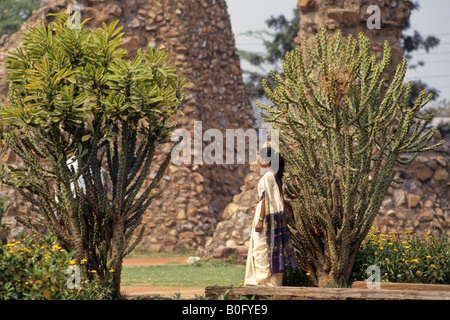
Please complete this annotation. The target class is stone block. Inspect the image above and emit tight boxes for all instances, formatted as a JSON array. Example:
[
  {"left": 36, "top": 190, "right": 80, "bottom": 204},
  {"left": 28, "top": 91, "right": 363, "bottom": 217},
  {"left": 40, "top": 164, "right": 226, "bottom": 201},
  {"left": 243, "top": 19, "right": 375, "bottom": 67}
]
[
  {"left": 407, "top": 194, "right": 421, "bottom": 208},
  {"left": 297, "top": 0, "right": 316, "bottom": 12},
  {"left": 434, "top": 168, "right": 449, "bottom": 181},
  {"left": 416, "top": 166, "right": 433, "bottom": 182},
  {"left": 327, "top": 9, "right": 359, "bottom": 26}
]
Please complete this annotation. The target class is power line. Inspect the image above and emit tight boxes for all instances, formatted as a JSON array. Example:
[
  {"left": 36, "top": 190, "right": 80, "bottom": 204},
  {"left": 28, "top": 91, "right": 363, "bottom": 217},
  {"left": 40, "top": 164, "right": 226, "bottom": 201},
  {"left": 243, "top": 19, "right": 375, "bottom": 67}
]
[
  {"left": 408, "top": 60, "right": 450, "bottom": 64},
  {"left": 410, "top": 51, "right": 450, "bottom": 55},
  {"left": 407, "top": 74, "right": 450, "bottom": 79},
  {"left": 430, "top": 32, "right": 450, "bottom": 36}
]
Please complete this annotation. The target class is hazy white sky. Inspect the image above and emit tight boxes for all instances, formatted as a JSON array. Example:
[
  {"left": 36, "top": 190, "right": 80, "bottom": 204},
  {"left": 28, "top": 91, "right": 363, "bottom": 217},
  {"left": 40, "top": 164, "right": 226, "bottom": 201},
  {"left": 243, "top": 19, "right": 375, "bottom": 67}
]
[{"left": 227, "top": 0, "right": 450, "bottom": 104}]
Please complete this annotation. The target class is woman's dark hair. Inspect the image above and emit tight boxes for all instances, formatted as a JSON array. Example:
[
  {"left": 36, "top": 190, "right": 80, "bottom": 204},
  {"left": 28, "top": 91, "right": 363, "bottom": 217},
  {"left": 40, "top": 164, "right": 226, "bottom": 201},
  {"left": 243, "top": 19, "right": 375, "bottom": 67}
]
[{"left": 260, "top": 147, "right": 285, "bottom": 192}]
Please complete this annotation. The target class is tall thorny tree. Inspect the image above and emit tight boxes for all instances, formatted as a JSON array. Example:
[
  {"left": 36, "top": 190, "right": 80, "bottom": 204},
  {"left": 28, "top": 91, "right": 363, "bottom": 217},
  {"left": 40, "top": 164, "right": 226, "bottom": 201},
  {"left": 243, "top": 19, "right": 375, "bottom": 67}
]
[
  {"left": 258, "top": 27, "right": 444, "bottom": 287},
  {"left": 0, "top": 14, "right": 189, "bottom": 296}
]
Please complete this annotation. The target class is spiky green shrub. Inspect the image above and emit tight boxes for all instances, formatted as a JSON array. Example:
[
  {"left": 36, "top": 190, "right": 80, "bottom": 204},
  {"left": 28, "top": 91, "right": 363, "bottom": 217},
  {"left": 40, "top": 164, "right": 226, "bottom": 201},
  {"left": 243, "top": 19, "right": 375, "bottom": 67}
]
[
  {"left": 258, "top": 27, "right": 444, "bottom": 287},
  {"left": 0, "top": 14, "right": 188, "bottom": 297}
]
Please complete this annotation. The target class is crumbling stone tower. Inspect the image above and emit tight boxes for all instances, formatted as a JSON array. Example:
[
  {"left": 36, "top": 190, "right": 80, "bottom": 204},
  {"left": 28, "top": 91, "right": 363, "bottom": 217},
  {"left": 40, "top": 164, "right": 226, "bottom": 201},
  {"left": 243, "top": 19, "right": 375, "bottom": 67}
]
[{"left": 0, "top": 0, "right": 255, "bottom": 251}]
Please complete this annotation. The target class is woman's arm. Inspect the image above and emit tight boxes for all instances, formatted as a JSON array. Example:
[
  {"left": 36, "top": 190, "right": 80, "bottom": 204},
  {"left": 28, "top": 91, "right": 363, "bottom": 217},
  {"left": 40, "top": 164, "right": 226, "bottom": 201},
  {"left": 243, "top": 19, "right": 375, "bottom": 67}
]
[{"left": 255, "top": 196, "right": 265, "bottom": 233}]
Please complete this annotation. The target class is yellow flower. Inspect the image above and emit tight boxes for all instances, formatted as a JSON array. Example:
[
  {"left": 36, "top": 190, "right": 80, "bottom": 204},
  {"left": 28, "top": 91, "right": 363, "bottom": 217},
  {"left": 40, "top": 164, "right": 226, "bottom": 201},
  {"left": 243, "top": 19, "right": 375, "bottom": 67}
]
[
  {"left": 426, "top": 255, "right": 431, "bottom": 259},
  {"left": 430, "top": 264, "right": 436, "bottom": 268},
  {"left": 416, "top": 270, "right": 421, "bottom": 274},
  {"left": 69, "top": 259, "right": 76, "bottom": 265},
  {"left": 90, "top": 270, "right": 97, "bottom": 273},
  {"left": 306, "top": 272, "right": 311, "bottom": 276},
  {"left": 109, "top": 269, "right": 115, "bottom": 273},
  {"left": 404, "top": 246, "right": 410, "bottom": 249},
  {"left": 410, "top": 259, "right": 419, "bottom": 263},
  {"left": 379, "top": 247, "right": 383, "bottom": 250}
]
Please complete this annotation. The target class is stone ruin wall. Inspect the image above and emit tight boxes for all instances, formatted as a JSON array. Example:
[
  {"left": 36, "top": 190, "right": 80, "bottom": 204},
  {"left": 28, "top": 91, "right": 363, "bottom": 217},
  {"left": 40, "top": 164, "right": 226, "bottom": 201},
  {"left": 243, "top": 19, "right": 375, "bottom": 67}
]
[
  {"left": 0, "top": 0, "right": 449, "bottom": 255},
  {"left": 0, "top": 0, "right": 256, "bottom": 252},
  {"left": 210, "top": 0, "right": 450, "bottom": 255}
]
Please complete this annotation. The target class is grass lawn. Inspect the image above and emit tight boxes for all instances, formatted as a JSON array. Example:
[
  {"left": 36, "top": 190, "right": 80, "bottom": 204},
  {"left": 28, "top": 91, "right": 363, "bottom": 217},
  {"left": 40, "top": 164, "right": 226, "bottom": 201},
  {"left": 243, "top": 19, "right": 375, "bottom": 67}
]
[{"left": 121, "top": 262, "right": 246, "bottom": 288}]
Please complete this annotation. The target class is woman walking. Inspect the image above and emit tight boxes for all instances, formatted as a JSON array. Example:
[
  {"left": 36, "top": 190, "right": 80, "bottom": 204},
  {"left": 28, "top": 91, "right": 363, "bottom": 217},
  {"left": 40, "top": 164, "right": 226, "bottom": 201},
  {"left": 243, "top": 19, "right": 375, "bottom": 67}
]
[{"left": 244, "top": 147, "right": 298, "bottom": 286}]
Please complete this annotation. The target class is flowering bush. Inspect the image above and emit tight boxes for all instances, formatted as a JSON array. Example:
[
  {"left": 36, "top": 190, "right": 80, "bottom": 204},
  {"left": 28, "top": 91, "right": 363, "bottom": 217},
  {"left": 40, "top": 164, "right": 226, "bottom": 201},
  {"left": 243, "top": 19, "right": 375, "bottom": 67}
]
[
  {"left": 352, "top": 228, "right": 450, "bottom": 284},
  {"left": 0, "top": 234, "right": 113, "bottom": 300}
]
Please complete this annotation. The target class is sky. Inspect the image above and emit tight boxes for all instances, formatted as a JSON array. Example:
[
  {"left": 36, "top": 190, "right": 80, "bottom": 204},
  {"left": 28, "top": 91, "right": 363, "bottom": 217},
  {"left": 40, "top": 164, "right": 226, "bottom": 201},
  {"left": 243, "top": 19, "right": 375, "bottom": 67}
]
[{"left": 227, "top": 0, "right": 450, "bottom": 105}]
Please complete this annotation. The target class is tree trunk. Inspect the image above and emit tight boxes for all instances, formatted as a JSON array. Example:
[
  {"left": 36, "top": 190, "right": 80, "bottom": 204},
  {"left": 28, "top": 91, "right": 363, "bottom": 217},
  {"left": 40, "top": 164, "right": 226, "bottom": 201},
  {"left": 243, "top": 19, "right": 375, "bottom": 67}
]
[
  {"left": 312, "top": 243, "right": 359, "bottom": 287},
  {"left": 110, "top": 216, "right": 125, "bottom": 298}
]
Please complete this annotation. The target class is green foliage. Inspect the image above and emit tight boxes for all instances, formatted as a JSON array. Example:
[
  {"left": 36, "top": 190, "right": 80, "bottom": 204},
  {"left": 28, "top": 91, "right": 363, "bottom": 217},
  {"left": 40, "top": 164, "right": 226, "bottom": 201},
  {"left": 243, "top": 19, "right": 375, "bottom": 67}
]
[
  {"left": 121, "top": 262, "right": 245, "bottom": 288},
  {"left": 353, "top": 229, "right": 450, "bottom": 284},
  {"left": 282, "top": 265, "right": 314, "bottom": 287},
  {"left": 0, "top": 14, "right": 189, "bottom": 297},
  {"left": 0, "top": 0, "right": 40, "bottom": 36},
  {"left": 239, "top": 9, "right": 299, "bottom": 98},
  {"left": 0, "top": 233, "right": 114, "bottom": 299},
  {"left": 259, "top": 27, "right": 444, "bottom": 287},
  {"left": 0, "top": 196, "right": 11, "bottom": 245}
]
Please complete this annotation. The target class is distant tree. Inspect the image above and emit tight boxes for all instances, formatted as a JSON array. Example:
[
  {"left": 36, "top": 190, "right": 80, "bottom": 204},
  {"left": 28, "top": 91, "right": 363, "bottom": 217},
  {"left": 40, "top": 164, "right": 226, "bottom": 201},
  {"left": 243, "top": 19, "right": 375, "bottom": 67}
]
[
  {"left": 425, "top": 99, "right": 450, "bottom": 117},
  {"left": 401, "top": 1, "right": 441, "bottom": 107},
  {"left": 238, "top": 8, "right": 299, "bottom": 98},
  {"left": 0, "top": 0, "right": 41, "bottom": 36}
]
